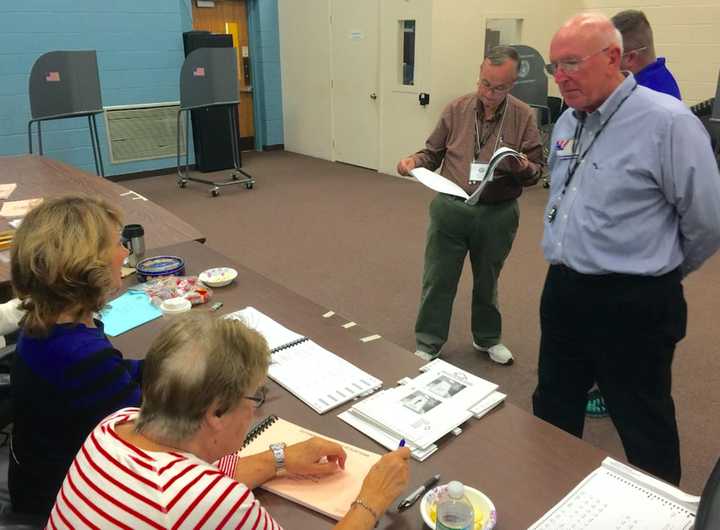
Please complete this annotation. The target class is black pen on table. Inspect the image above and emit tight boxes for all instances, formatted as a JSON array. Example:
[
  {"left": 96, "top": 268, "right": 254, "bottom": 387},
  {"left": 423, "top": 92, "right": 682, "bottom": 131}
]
[{"left": 397, "top": 473, "right": 441, "bottom": 512}]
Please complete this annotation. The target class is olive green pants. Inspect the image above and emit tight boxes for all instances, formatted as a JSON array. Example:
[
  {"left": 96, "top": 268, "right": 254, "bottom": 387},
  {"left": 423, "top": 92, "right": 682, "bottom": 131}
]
[{"left": 415, "top": 194, "right": 519, "bottom": 355}]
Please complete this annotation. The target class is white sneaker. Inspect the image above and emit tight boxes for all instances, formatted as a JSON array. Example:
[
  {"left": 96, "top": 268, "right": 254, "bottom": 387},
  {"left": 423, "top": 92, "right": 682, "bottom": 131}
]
[
  {"left": 414, "top": 350, "right": 439, "bottom": 361},
  {"left": 473, "top": 342, "right": 514, "bottom": 365}
]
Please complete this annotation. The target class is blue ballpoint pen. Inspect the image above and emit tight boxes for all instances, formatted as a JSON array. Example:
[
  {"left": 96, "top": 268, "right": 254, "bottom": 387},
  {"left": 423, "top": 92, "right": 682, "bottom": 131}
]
[{"left": 397, "top": 474, "right": 441, "bottom": 512}]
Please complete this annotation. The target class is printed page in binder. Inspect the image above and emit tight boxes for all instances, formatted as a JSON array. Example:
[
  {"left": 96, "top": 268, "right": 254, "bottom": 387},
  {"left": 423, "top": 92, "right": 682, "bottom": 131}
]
[
  {"left": 228, "top": 307, "right": 382, "bottom": 414},
  {"left": 226, "top": 306, "right": 305, "bottom": 350},
  {"left": 269, "top": 339, "right": 382, "bottom": 414},
  {"left": 529, "top": 457, "right": 698, "bottom": 530},
  {"left": 349, "top": 363, "right": 495, "bottom": 449},
  {"left": 239, "top": 417, "right": 381, "bottom": 520}
]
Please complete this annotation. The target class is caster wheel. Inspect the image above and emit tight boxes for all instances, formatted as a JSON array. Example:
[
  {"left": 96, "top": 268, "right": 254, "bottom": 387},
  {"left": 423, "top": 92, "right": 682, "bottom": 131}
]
[
  {"left": 542, "top": 181, "right": 550, "bottom": 189},
  {"left": 178, "top": 180, "right": 187, "bottom": 188},
  {"left": 211, "top": 188, "right": 220, "bottom": 197},
  {"left": 231, "top": 173, "right": 240, "bottom": 181},
  {"left": 244, "top": 182, "right": 254, "bottom": 190}
]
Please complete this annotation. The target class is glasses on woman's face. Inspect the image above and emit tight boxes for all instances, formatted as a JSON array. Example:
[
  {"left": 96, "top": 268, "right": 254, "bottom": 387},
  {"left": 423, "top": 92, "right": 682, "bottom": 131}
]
[{"left": 243, "top": 386, "right": 266, "bottom": 409}]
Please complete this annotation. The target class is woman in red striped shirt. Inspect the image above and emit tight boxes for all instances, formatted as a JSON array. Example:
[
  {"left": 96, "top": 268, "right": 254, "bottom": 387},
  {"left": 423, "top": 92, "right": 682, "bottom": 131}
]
[{"left": 47, "top": 313, "right": 410, "bottom": 529}]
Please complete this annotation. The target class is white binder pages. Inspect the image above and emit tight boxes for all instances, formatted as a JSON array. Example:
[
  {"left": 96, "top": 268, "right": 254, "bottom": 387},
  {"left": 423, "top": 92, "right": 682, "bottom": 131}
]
[
  {"left": 340, "top": 359, "right": 502, "bottom": 460},
  {"left": 529, "top": 457, "right": 700, "bottom": 530},
  {"left": 227, "top": 307, "right": 382, "bottom": 414}
]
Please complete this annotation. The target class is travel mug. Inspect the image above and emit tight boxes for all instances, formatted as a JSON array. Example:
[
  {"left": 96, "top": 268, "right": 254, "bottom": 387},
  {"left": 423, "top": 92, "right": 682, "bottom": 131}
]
[{"left": 122, "top": 224, "right": 145, "bottom": 268}]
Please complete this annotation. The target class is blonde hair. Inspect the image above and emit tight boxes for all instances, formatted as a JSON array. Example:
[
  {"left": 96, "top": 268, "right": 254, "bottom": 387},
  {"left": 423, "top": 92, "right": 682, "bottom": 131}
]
[
  {"left": 11, "top": 195, "right": 122, "bottom": 337},
  {"left": 136, "top": 313, "right": 270, "bottom": 442}
]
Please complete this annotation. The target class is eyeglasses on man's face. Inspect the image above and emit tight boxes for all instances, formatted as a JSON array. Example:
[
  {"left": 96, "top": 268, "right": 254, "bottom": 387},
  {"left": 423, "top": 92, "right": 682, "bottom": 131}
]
[
  {"left": 545, "top": 46, "right": 610, "bottom": 76},
  {"left": 478, "top": 78, "right": 515, "bottom": 94},
  {"left": 244, "top": 386, "right": 267, "bottom": 409}
]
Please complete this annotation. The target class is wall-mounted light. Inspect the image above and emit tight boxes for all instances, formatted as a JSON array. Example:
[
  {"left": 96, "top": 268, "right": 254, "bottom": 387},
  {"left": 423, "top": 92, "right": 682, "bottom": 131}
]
[{"left": 196, "top": 0, "right": 215, "bottom": 7}]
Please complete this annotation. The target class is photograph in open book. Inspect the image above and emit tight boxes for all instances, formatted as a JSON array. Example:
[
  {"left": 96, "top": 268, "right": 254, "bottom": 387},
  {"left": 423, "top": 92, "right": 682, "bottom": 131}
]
[
  {"left": 426, "top": 374, "right": 467, "bottom": 399},
  {"left": 402, "top": 390, "right": 442, "bottom": 414}
]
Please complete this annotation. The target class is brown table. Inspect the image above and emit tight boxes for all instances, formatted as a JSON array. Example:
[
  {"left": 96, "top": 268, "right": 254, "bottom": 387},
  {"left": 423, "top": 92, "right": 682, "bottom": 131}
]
[
  {"left": 0, "top": 155, "right": 204, "bottom": 285},
  {"left": 113, "top": 241, "right": 607, "bottom": 530}
]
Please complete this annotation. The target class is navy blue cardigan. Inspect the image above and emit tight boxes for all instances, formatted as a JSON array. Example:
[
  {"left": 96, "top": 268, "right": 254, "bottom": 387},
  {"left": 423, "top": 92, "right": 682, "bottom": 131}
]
[{"left": 9, "top": 320, "right": 142, "bottom": 516}]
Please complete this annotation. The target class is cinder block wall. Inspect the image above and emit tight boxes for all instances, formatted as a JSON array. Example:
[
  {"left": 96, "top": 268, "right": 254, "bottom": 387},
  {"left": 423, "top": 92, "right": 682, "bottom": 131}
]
[
  {"left": 0, "top": 0, "right": 192, "bottom": 175},
  {"left": 577, "top": 0, "right": 720, "bottom": 105}
]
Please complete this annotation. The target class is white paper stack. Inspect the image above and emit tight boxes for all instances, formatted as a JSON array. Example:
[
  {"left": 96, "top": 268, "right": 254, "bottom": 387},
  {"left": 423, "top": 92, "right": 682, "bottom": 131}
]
[
  {"left": 340, "top": 359, "right": 505, "bottom": 461},
  {"left": 227, "top": 307, "right": 382, "bottom": 414}
]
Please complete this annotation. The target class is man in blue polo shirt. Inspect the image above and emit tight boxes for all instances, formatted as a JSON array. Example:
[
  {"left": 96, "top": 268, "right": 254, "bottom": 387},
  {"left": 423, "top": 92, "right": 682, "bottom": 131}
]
[{"left": 612, "top": 9, "right": 681, "bottom": 99}]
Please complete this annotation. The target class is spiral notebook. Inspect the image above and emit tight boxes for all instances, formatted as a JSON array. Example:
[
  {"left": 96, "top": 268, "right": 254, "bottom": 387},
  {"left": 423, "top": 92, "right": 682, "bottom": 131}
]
[
  {"left": 529, "top": 457, "right": 700, "bottom": 529},
  {"left": 240, "top": 415, "right": 381, "bottom": 520},
  {"left": 227, "top": 307, "right": 382, "bottom": 414}
]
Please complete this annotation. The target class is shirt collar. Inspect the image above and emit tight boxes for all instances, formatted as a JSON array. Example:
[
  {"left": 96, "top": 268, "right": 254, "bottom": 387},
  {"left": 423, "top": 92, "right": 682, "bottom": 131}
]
[
  {"left": 637, "top": 57, "right": 666, "bottom": 77},
  {"left": 587, "top": 73, "right": 636, "bottom": 123}
]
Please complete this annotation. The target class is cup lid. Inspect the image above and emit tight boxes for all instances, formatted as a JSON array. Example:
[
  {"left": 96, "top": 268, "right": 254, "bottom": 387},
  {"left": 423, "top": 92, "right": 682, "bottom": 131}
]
[{"left": 122, "top": 224, "right": 144, "bottom": 237}]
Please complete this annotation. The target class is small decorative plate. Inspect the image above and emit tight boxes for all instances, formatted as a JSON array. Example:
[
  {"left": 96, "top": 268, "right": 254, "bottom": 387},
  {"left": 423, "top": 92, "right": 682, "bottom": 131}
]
[
  {"left": 420, "top": 483, "right": 497, "bottom": 530},
  {"left": 199, "top": 267, "right": 238, "bottom": 287}
]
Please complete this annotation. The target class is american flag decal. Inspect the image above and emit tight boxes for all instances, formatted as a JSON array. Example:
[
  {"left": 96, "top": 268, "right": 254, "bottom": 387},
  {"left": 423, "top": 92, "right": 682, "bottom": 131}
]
[
  {"left": 193, "top": 66, "right": 206, "bottom": 77},
  {"left": 46, "top": 71, "right": 60, "bottom": 82}
]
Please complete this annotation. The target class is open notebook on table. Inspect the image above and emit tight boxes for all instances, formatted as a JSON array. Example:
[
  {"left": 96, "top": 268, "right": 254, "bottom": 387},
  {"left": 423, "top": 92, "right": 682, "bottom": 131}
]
[
  {"left": 240, "top": 416, "right": 380, "bottom": 520},
  {"left": 227, "top": 307, "right": 382, "bottom": 414},
  {"left": 529, "top": 457, "right": 700, "bottom": 530},
  {"left": 340, "top": 359, "right": 504, "bottom": 461}
]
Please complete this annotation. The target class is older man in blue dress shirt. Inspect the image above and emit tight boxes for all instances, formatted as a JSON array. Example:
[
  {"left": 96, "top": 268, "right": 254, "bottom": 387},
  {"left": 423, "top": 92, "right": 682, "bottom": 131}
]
[{"left": 534, "top": 13, "right": 720, "bottom": 486}]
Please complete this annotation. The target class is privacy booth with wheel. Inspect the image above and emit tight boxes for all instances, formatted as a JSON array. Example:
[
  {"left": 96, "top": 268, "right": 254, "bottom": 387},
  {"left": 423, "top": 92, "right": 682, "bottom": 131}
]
[{"left": 176, "top": 47, "right": 255, "bottom": 197}]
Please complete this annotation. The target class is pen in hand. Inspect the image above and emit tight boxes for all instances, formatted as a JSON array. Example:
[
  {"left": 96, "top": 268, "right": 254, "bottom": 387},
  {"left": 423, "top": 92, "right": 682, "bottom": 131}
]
[{"left": 397, "top": 474, "right": 441, "bottom": 512}]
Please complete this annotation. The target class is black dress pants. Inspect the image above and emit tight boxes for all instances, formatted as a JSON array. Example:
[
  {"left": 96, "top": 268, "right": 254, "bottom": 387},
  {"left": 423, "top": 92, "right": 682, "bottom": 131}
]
[{"left": 533, "top": 264, "right": 687, "bottom": 485}]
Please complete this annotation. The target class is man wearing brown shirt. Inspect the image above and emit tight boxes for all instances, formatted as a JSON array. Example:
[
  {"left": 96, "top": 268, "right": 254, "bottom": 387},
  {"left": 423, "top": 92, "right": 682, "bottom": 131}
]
[{"left": 397, "top": 46, "right": 544, "bottom": 364}]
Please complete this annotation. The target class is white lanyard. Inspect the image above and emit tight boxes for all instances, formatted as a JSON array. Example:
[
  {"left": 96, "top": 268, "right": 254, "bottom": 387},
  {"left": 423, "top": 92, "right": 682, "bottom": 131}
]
[{"left": 474, "top": 100, "right": 508, "bottom": 162}]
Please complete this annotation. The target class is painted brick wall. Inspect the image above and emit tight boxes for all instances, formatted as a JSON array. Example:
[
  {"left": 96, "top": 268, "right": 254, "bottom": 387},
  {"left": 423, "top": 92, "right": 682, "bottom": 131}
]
[
  {"left": 248, "top": 0, "right": 284, "bottom": 148},
  {"left": 578, "top": 0, "right": 720, "bottom": 105},
  {"left": 0, "top": 0, "right": 193, "bottom": 176}
]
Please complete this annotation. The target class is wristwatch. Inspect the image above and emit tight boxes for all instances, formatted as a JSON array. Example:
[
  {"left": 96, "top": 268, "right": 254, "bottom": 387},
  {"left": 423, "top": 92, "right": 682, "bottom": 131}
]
[{"left": 269, "top": 442, "right": 287, "bottom": 474}]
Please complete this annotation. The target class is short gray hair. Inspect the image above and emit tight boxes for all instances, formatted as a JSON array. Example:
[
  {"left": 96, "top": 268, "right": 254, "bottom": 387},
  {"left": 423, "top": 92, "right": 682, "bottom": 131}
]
[
  {"left": 135, "top": 313, "right": 270, "bottom": 441},
  {"left": 484, "top": 45, "right": 520, "bottom": 70}
]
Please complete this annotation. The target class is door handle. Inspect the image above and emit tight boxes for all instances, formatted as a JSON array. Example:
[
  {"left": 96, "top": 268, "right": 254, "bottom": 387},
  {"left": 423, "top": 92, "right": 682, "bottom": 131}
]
[{"left": 370, "top": 92, "right": 377, "bottom": 100}]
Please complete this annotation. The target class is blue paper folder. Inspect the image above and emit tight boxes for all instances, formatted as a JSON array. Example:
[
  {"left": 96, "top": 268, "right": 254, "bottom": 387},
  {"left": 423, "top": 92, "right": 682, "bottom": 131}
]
[{"left": 99, "top": 290, "right": 162, "bottom": 337}]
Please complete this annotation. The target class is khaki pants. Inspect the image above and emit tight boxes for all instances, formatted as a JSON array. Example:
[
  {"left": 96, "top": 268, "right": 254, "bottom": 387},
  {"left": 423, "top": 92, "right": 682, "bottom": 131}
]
[{"left": 415, "top": 194, "right": 519, "bottom": 355}]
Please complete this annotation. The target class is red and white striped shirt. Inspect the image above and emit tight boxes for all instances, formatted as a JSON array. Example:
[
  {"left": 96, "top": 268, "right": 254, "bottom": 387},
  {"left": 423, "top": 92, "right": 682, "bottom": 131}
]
[{"left": 47, "top": 408, "right": 283, "bottom": 530}]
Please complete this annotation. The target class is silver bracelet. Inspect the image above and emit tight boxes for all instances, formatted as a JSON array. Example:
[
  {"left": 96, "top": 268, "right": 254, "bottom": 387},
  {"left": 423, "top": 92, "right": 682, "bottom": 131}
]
[{"left": 351, "top": 498, "right": 379, "bottom": 526}]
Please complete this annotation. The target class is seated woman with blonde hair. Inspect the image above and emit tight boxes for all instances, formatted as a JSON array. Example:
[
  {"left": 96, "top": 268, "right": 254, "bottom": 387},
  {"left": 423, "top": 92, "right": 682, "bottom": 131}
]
[
  {"left": 49, "top": 313, "right": 410, "bottom": 529},
  {"left": 9, "top": 195, "right": 140, "bottom": 516}
]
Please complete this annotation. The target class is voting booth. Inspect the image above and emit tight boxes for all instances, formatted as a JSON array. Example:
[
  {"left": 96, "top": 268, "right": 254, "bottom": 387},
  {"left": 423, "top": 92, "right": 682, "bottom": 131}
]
[
  {"left": 177, "top": 47, "right": 254, "bottom": 197},
  {"left": 27, "top": 51, "right": 105, "bottom": 176}
]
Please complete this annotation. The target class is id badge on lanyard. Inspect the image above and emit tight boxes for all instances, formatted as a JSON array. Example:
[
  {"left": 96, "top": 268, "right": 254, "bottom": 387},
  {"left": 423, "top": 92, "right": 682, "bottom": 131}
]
[
  {"left": 469, "top": 162, "right": 488, "bottom": 183},
  {"left": 470, "top": 104, "right": 507, "bottom": 184}
]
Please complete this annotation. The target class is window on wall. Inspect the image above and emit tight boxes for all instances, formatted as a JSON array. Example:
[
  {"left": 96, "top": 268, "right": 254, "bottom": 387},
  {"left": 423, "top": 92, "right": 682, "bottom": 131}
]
[
  {"left": 400, "top": 20, "right": 416, "bottom": 85},
  {"left": 485, "top": 18, "right": 523, "bottom": 51}
]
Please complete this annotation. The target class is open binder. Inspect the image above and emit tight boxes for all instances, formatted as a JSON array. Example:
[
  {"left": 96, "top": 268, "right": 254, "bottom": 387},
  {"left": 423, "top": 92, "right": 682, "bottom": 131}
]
[
  {"left": 240, "top": 416, "right": 380, "bottom": 520},
  {"left": 227, "top": 307, "right": 382, "bottom": 414},
  {"left": 529, "top": 457, "right": 700, "bottom": 529},
  {"left": 411, "top": 146, "right": 524, "bottom": 205},
  {"left": 340, "top": 359, "right": 505, "bottom": 461}
]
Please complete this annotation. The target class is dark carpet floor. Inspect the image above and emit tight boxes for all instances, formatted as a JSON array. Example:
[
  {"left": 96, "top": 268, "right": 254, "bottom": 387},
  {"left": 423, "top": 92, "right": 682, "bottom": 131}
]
[{"left": 125, "top": 150, "right": 720, "bottom": 494}]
